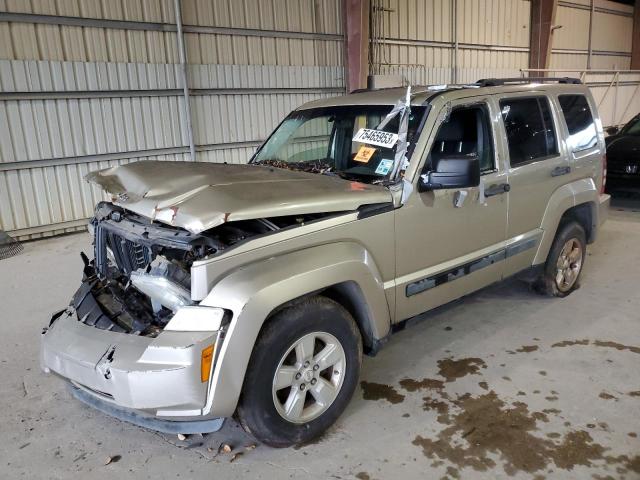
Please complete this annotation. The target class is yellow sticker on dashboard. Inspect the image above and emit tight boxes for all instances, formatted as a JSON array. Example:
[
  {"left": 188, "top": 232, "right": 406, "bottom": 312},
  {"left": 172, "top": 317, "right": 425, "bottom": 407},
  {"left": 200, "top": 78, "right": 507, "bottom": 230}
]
[{"left": 354, "top": 146, "right": 376, "bottom": 163}]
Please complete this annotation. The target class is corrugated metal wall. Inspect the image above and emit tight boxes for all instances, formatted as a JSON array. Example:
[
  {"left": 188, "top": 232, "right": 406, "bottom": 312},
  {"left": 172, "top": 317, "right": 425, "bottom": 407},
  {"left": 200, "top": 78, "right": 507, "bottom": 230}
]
[
  {"left": 373, "top": 0, "right": 531, "bottom": 84},
  {"left": 375, "top": 0, "right": 635, "bottom": 86},
  {"left": 0, "top": 0, "right": 345, "bottom": 239},
  {"left": 1, "top": 0, "right": 638, "bottom": 239},
  {"left": 373, "top": 0, "right": 637, "bottom": 128},
  {"left": 551, "top": 0, "right": 633, "bottom": 70},
  {"left": 547, "top": 1, "right": 637, "bottom": 127}
]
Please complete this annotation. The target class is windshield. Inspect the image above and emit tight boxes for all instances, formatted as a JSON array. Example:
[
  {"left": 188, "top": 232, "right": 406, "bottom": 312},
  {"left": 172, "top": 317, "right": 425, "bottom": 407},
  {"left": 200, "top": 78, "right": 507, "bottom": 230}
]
[
  {"left": 621, "top": 114, "right": 640, "bottom": 135},
  {"left": 251, "top": 105, "right": 427, "bottom": 183}
]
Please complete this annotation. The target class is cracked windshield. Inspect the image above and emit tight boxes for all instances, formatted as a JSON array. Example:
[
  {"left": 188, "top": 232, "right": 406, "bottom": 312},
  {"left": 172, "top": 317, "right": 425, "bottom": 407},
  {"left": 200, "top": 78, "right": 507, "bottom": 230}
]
[{"left": 252, "top": 105, "right": 427, "bottom": 183}]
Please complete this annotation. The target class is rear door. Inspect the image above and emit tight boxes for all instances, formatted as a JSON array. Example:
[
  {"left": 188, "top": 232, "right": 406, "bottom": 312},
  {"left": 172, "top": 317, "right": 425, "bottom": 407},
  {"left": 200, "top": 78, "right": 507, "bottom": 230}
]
[{"left": 497, "top": 94, "right": 569, "bottom": 276}]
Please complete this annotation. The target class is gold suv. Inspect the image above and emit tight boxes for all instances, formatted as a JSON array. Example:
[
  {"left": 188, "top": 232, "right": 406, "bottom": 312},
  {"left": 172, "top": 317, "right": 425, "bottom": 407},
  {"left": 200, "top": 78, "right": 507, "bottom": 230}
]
[{"left": 41, "top": 78, "right": 610, "bottom": 447}]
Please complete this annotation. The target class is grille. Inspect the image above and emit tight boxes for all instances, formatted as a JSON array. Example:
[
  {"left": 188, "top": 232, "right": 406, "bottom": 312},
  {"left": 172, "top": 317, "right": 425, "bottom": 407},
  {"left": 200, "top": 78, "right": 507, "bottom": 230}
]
[{"left": 95, "top": 223, "right": 153, "bottom": 277}]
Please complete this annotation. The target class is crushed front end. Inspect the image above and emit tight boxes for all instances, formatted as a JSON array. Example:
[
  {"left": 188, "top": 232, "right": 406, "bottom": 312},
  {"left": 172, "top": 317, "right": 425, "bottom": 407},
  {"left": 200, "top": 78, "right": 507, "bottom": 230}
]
[{"left": 40, "top": 202, "right": 240, "bottom": 433}]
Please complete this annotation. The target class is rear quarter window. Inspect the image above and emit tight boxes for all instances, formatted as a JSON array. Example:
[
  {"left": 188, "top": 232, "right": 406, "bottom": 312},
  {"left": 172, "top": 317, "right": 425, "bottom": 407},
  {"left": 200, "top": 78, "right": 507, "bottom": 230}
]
[{"left": 558, "top": 94, "right": 597, "bottom": 151}]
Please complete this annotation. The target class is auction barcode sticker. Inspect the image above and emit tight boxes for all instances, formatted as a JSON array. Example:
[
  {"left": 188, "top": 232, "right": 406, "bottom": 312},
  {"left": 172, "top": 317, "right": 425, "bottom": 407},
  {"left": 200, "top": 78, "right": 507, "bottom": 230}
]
[{"left": 353, "top": 128, "right": 398, "bottom": 149}]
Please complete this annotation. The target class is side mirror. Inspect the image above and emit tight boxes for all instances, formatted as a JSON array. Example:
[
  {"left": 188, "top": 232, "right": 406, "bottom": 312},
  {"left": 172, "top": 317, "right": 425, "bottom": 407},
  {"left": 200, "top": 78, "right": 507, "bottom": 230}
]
[
  {"left": 419, "top": 157, "right": 481, "bottom": 192},
  {"left": 606, "top": 126, "right": 619, "bottom": 136}
]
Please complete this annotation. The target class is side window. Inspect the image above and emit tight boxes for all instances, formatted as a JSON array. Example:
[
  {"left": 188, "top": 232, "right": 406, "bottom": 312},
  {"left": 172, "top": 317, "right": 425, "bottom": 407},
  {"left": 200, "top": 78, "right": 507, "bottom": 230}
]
[
  {"left": 426, "top": 104, "right": 495, "bottom": 174},
  {"left": 499, "top": 97, "right": 558, "bottom": 167},
  {"left": 558, "top": 94, "right": 597, "bottom": 151}
]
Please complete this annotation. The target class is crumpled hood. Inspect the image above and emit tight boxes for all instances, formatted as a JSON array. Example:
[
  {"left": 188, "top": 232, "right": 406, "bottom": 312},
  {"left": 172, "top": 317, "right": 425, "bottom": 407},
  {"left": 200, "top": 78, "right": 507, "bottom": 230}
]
[{"left": 86, "top": 161, "right": 392, "bottom": 233}]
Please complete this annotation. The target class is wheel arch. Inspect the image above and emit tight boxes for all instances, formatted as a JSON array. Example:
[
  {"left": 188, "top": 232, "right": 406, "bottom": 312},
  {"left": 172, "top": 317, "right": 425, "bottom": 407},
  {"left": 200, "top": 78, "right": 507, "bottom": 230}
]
[
  {"left": 258, "top": 279, "right": 382, "bottom": 356},
  {"left": 558, "top": 202, "right": 596, "bottom": 243},
  {"left": 320, "top": 281, "right": 382, "bottom": 355},
  {"left": 533, "top": 179, "right": 598, "bottom": 265},
  {"left": 199, "top": 242, "right": 391, "bottom": 418}
]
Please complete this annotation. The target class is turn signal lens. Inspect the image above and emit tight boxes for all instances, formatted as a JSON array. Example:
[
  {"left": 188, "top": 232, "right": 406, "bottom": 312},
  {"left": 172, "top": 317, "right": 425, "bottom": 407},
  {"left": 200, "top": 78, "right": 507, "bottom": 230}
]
[{"left": 201, "top": 344, "right": 215, "bottom": 383}]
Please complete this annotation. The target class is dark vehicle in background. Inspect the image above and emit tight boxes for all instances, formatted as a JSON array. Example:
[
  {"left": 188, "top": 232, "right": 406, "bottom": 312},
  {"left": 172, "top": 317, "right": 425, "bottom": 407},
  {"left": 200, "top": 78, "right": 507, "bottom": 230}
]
[{"left": 605, "top": 114, "right": 640, "bottom": 192}]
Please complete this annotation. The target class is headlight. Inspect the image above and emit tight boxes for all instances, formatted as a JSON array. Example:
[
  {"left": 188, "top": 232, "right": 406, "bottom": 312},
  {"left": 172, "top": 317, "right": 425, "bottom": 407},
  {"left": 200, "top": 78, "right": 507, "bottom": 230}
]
[{"left": 130, "top": 270, "right": 193, "bottom": 312}]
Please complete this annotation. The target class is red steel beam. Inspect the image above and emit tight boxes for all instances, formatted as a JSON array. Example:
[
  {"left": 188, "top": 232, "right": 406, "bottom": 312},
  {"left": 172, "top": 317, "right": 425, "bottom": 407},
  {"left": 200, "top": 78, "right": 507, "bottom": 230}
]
[
  {"left": 632, "top": 3, "right": 640, "bottom": 69},
  {"left": 344, "top": 0, "right": 370, "bottom": 92},
  {"left": 529, "top": 0, "right": 558, "bottom": 72}
]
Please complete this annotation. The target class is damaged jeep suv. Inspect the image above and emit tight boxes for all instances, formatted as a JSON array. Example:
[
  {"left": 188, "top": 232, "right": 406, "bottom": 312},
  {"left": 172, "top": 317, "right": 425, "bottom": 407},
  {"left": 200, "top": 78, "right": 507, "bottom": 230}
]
[{"left": 41, "top": 78, "right": 610, "bottom": 447}]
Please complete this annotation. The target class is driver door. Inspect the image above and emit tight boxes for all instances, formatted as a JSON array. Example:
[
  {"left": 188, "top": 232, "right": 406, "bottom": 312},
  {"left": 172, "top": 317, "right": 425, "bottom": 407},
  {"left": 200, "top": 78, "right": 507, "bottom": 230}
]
[{"left": 394, "top": 97, "right": 509, "bottom": 321}]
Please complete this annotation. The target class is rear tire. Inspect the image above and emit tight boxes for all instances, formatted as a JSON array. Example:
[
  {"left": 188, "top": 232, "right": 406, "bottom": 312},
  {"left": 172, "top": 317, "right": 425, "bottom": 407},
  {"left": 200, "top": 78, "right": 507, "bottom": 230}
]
[
  {"left": 237, "top": 296, "right": 362, "bottom": 447},
  {"left": 535, "top": 221, "right": 586, "bottom": 297}
]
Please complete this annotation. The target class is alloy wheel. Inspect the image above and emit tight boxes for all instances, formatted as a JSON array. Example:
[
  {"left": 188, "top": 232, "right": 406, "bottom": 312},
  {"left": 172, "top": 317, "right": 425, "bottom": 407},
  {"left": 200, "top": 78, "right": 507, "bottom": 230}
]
[
  {"left": 271, "top": 331, "right": 346, "bottom": 424},
  {"left": 555, "top": 238, "right": 583, "bottom": 292}
]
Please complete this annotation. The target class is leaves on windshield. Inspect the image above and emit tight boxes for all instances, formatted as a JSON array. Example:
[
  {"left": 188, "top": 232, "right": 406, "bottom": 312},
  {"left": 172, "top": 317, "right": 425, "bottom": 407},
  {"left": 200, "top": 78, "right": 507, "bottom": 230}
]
[{"left": 254, "top": 158, "right": 334, "bottom": 174}]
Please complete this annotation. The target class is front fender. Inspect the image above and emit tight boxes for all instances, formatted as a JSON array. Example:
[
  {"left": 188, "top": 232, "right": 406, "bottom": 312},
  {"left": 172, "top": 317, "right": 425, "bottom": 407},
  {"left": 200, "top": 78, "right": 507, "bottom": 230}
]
[
  {"left": 533, "top": 178, "right": 598, "bottom": 265},
  {"left": 199, "top": 241, "right": 391, "bottom": 417}
]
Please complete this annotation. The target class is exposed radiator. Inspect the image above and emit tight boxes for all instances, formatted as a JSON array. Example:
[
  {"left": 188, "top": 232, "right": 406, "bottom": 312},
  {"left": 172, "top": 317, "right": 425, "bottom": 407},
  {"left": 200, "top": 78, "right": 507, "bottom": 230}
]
[{"left": 95, "top": 223, "right": 154, "bottom": 277}]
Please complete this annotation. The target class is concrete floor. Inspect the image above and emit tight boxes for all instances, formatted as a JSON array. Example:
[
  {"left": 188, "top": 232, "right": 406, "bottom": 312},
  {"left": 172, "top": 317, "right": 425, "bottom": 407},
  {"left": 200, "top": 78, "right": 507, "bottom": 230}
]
[{"left": 1, "top": 200, "right": 639, "bottom": 480}]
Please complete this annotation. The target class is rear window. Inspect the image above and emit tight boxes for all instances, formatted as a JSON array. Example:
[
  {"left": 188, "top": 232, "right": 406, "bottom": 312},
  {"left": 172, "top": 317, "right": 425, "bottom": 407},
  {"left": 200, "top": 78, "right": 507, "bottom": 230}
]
[
  {"left": 558, "top": 94, "right": 597, "bottom": 151},
  {"left": 499, "top": 96, "right": 558, "bottom": 167}
]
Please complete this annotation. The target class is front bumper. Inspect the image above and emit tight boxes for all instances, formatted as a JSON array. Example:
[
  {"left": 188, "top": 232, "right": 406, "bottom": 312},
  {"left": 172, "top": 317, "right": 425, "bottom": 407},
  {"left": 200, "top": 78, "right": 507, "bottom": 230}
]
[
  {"left": 41, "top": 302, "right": 224, "bottom": 431},
  {"left": 69, "top": 384, "right": 223, "bottom": 434}
]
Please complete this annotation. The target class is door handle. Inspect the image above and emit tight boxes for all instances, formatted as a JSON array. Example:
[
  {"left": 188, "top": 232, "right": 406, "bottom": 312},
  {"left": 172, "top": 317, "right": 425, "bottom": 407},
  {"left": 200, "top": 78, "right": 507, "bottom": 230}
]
[
  {"left": 551, "top": 165, "right": 571, "bottom": 177},
  {"left": 484, "top": 183, "right": 510, "bottom": 197}
]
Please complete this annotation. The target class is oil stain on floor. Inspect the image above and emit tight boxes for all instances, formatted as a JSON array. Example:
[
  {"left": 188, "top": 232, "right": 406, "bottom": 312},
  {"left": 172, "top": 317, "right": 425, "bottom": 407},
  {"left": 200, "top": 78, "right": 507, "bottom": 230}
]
[
  {"left": 360, "top": 343, "right": 640, "bottom": 478},
  {"left": 360, "top": 381, "right": 405, "bottom": 404},
  {"left": 437, "top": 357, "right": 487, "bottom": 382},
  {"left": 515, "top": 345, "right": 539, "bottom": 353},
  {"left": 399, "top": 378, "right": 445, "bottom": 392},
  {"left": 552, "top": 339, "right": 640, "bottom": 355},
  {"left": 410, "top": 390, "right": 639, "bottom": 476}
]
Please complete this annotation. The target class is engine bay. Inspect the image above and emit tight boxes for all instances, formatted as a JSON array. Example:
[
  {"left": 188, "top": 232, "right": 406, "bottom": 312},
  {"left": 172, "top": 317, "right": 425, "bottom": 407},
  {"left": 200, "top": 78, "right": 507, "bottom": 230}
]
[{"left": 76, "top": 202, "right": 334, "bottom": 336}]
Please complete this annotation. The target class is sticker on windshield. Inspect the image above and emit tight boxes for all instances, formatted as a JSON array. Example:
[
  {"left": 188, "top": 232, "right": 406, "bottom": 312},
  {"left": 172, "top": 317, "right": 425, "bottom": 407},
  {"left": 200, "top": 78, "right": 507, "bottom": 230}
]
[
  {"left": 354, "top": 146, "right": 376, "bottom": 163},
  {"left": 375, "top": 159, "right": 394, "bottom": 175},
  {"left": 353, "top": 128, "right": 398, "bottom": 148}
]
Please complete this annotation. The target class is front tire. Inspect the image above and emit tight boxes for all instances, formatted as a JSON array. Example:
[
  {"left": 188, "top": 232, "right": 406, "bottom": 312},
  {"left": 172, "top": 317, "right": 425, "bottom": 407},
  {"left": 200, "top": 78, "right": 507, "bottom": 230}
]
[
  {"left": 536, "top": 221, "right": 586, "bottom": 297},
  {"left": 237, "top": 296, "right": 362, "bottom": 447}
]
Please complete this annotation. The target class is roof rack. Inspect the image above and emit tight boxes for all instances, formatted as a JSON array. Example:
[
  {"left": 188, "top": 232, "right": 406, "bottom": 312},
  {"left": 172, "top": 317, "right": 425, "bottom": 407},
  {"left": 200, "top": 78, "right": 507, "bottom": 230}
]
[{"left": 475, "top": 77, "right": 582, "bottom": 87}]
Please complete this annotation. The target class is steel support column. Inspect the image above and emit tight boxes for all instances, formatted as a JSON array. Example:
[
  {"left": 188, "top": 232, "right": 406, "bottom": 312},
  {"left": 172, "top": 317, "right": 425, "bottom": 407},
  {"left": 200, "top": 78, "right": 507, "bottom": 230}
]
[
  {"left": 529, "top": 0, "right": 559, "bottom": 73},
  {"left": 452, "top": 0, "right": 458, "bottom": 84},
  {"left": 632, "top": 2, "right": 640, "bottom": 69},
  {"left": 587, "top": 0, "right": 594, "bottom": 69},
  {"left": 344, "top": 0, "right": 370, "bottom": 92},
  {"left": 174, "top": 0, "right": 196, "bottom": 162}
]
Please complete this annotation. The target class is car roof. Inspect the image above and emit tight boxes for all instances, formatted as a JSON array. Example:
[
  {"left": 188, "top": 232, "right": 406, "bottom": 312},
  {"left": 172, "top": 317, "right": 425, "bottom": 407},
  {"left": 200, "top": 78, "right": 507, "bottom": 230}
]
[{"left": 297, "top": 81, "right": 592, "bottom": 110}]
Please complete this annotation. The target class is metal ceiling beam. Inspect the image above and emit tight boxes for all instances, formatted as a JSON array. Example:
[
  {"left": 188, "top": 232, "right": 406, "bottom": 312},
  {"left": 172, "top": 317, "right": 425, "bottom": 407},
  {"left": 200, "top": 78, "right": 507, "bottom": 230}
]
[
  {"left": 0, "top": 87, "right": 345, "bottom": 101},
  {"left": 376, "top": 38, "right": 530, "bottom": 53},
  {"left": 0, "top": 12, "right": 342, "bottom": 41},
  {"left": 0, "top": 140, "right": 264, "bottom": 172},
  {"left": 558, "top": 1, "right": 633, "bottom": 18}
]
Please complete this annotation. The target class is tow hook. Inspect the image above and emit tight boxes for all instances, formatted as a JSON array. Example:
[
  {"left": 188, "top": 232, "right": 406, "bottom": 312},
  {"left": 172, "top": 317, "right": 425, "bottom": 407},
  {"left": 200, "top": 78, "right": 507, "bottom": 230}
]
[{"left": 96, "top": 346, "right": 116, "bottom": 380}]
